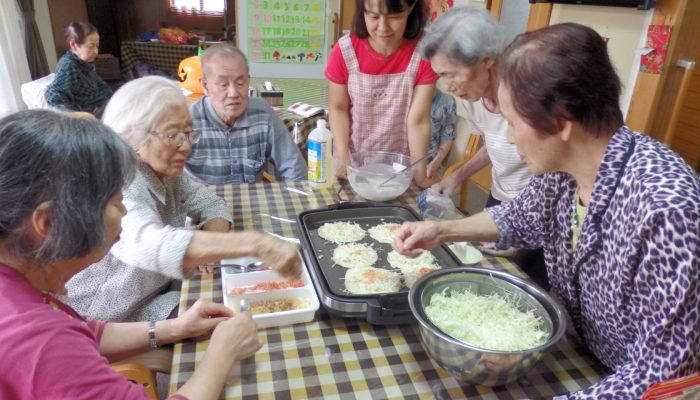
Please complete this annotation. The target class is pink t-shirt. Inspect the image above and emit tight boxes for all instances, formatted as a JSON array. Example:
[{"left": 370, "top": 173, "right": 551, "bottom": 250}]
[
  {"left": 325, "top": 34, "right": 438, "bottom": 85},
  {"left": 0, "top": 264, "right": 178, "bottom": 399}
]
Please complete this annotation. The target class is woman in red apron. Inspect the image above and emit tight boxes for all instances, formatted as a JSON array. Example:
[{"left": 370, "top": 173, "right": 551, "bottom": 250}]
[{"left": 325, "top": 0, "right": 439, "bottom": 188}]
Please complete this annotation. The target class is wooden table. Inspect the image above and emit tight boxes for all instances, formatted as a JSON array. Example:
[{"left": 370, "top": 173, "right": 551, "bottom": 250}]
[{"left": 169, "top": 182, "right": 609, "bottom": 399}]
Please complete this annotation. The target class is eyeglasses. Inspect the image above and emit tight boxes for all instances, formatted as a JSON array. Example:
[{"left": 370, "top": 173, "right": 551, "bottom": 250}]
[{"left": 150, "top": 129, "right": 201, "bottom": 148}]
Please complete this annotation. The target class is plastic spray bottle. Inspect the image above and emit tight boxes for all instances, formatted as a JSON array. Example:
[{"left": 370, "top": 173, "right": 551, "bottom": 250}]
[{"left": 307, "top": 119, "right": 334, "bottom": 189}]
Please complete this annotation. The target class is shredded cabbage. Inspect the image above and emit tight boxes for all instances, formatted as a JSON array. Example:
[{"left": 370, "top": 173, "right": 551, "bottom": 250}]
[{"left": 425, "top": 289, "right": 548, "bottom": 351}]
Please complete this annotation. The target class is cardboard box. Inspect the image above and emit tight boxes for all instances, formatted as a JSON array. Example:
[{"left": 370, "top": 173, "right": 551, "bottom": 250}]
[{"left": 256, "top": 83, "right": 283, "bottom": 107}]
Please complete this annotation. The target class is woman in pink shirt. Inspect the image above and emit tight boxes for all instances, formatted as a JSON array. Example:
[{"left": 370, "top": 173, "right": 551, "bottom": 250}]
[
  {"left": 0, "top": 110, "right": 261, "bottom": 399},
  {"left": 326, "top": 0, "right": 439, "bottom": 188}
]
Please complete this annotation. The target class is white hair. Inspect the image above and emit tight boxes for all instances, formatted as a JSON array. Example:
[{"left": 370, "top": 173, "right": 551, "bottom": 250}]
[
  {"left": 201, "top": 43, "right": 248, "bottom": 77},
  {"left": 102, "top": 76, "right": 187, "bottom": 149},
  {"left": 419, "top": 7, "right": 506, "bottom": 65}
]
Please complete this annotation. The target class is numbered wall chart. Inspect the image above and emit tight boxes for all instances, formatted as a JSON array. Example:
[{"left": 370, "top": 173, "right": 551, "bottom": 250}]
[{"left": 247, "top": 0, "right": 326, "bottom": 64}]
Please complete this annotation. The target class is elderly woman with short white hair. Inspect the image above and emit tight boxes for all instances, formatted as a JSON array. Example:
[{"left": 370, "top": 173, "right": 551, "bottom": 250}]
[
  {"left": 62, "top": 76, "right": 300, "bottom": 322},
  {"left": 419, "top": 7, "right": 547, "bottom": 289}
]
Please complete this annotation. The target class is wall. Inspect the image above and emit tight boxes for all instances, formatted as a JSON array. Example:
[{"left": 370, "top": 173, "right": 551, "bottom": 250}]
[
  {"left": 500, "top": 0, "right": 529, "bottom": 45},
  {"left": 47, "top": 0, "right": 89, "bottom": 60},
  {"left": 458, "top": 0, "right": 485, "bottom": 7},
  {"left": 134, "top": 1, "right": 163, "bottom": 35},
  {"left": 549, "top": 4, "right": 652, "bottom": 117}
]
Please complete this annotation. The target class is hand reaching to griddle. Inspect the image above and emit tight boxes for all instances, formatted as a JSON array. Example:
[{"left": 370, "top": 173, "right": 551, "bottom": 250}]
[
  {"left": 392, "top": 220, "right": 444, "bottom": 257},
  {"left": 254, "top": 234, "right": 301, "bottom": 279}
]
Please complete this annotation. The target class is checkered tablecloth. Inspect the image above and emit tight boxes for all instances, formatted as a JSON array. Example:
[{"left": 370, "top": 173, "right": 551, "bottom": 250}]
[
  {"left": 120, "top": 41, "right": 197, "bottom": 77},
  {"left": 169, "top": 182, "right": 608, "bottom": 399}
]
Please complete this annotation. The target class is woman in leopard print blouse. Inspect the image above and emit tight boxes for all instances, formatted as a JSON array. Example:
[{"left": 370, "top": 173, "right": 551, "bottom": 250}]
[{"left": 394, "top": 23, "right": 699, "bottom": 398}]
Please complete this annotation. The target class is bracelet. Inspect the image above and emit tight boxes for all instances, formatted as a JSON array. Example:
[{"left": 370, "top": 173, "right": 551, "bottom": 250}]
[{"left": 148, "top": 321, "right": 159, "bottom": 349}]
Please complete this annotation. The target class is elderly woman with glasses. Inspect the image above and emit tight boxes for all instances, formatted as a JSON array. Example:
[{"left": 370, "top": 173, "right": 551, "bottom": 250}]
[{"left": 61, "top": 76, "right": 300, "bottom": 322}]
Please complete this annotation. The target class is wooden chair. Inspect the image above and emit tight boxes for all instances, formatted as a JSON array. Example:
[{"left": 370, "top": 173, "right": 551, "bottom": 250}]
[
  {"left": 111, "top": 362, "right": 159, "bottom": 399},
  {"left": 262, "top": 171, "right": 277, "bottom": 182},
  {"left": 110, "top": 348, "right": 173, "bottom": 400},
  {"left": 442, "top": 134, "right": 484, "bottom": 210}
]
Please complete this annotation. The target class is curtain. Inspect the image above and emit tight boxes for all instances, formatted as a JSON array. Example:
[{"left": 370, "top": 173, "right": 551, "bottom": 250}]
[
  {"left": 16, "top": 0, "right": 49, "bottom": 80},
  {"left": 0, "top": 0, "right": 31, "bottom": 117},
  {"left": 113, "top": 0, "right": 139, "bottom": 48}
]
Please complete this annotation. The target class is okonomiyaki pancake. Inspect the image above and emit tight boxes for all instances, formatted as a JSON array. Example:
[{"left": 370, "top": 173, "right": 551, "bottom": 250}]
[
  {"left": 344, "top": 267, "right": 402, "bottom": 294},
  {"left": 332, "top": 243, "right": 379, "bottom": 268},
  {"left": 386, "top": 250, "right": 438, "bottom": 270},
  {"left": 400, "top": 264, "right": 441, "bottom": 288},
  {"left": 318, "top": 221, "right": 366, "bottom": 243},
  {"left": 367, "top": 223, "right": 401, "bottom": 244}
]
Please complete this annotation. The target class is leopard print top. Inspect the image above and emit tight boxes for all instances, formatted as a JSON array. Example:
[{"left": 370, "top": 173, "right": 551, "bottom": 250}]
[{"left": 488, "top": 127, "right": 700, "bottom": 399}]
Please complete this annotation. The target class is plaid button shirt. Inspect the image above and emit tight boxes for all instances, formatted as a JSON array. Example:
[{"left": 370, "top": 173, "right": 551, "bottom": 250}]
[
  {"left": 44, "top": 51, "right": 112, "bottom": 112},
  {"left": 186, "top": 97, "right": 306, "bottom": 184}
]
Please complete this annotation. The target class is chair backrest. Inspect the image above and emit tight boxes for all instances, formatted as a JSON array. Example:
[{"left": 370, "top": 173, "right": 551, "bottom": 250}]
[
  {"left": 111, "top": 362, "right": 159, "bottom": 399},
  {"left": 20, "top": 73, "right": 55, "bottom": 109},
  {"left": 464, "top": 134, "right": 481, "bottom": 159},
  {"left": 443, "top": 134, "right": 483, "bottom": 210},
  {"left": 443, "top": 133, "right": 481, "bottom": 177}
]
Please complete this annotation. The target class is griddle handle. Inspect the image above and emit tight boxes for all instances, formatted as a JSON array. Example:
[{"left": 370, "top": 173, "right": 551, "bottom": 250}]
[
  {"left": 326, "top": 201, "right": 375, "bottom": 210},
  {"left": 366, "top": 296, "right": 415, "bottom": 325}
]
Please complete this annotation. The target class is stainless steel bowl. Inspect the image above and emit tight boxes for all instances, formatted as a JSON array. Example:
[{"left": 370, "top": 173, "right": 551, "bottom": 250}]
[
  {"left": 409, "top": 267, "right": 566, "bottom": 386},
  {"left": 347, "top": 150, "right": 413, "bottom": 201}
]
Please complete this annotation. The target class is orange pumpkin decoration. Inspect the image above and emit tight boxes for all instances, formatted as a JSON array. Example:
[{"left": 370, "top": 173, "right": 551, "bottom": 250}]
[{"left": 178, "top": 56, "right": 203, "bottom": 93}]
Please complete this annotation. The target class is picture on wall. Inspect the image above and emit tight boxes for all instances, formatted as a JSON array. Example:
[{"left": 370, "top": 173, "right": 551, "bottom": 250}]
[{"left": 246, "top": 0, "right": 326, "bottom": 64}]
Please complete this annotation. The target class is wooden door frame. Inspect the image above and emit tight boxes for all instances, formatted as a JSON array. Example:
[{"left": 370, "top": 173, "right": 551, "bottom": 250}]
[
  {"left": 488, "top": 0, "right": 502, "bottom": 19},
  {"left": 626, "top": 0, "right": 687, "bottom": 138},
  {"left": 526, "top": 3, "right": 553, "bottom": 31}
]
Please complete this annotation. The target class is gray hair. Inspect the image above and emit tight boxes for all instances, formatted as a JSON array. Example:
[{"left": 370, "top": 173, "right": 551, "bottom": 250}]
[
  {"left": 201, "top": 43, "right": 248, "bottom": 77},
  {"left": 419, "top": 7, "right": 505, "bottom": 65},
  {"left": 102, "top": 76, "right": 187, "bottom": 149},
  {"left": 0, "top": 109, "right": 136, "bottom": 264}
]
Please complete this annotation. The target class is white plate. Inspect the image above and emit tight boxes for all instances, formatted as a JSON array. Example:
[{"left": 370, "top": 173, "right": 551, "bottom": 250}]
[
  {"left": 221, "top": 256, "right": 319, "bottom": 329},
  {"left": 448, "top": 243, "right": 484, "bottom": 264}
]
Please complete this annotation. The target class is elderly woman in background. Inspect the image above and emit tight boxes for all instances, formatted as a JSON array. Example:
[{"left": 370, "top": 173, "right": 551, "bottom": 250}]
[
  {"left": 62, "top": 76, "right": 300, "bottom": 322},
  {"left": 418, "top": 7, "right": 547, "bottom": 290},
  {"left": 394, "top": 23, "right": 699, "bottom": 398},
  {"left": 44, "top": 21, "right": 112, "bottom": 116},
  {"left": 0, "top": 110, "right": 261, "bottom": 399}
]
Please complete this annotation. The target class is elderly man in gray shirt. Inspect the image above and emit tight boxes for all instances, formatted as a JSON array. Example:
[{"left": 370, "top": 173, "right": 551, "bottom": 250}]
[{"left": 186, "top": 44, "right": 306, "bottom": 184}]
